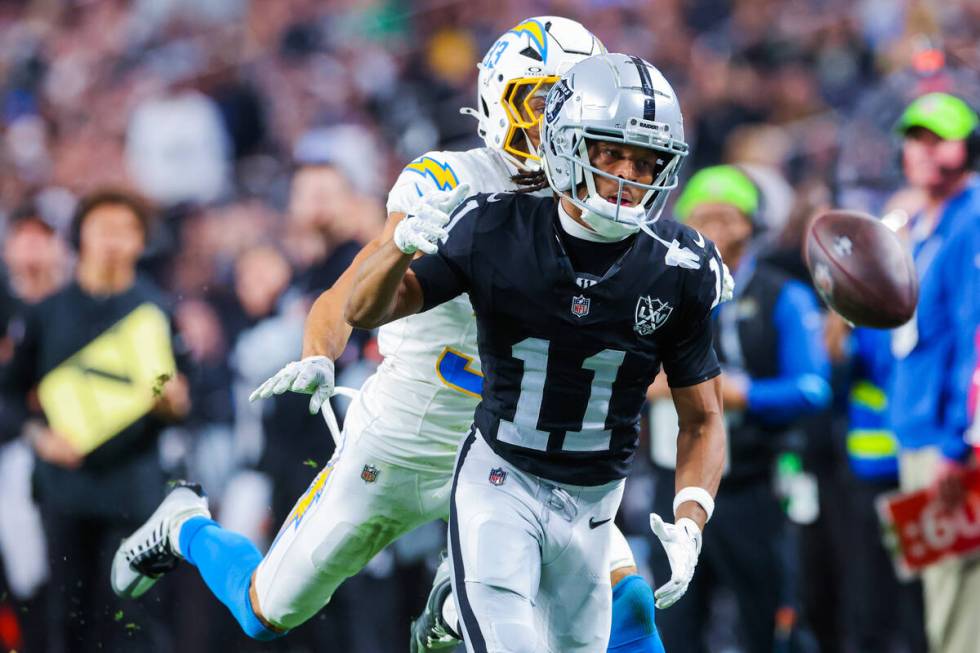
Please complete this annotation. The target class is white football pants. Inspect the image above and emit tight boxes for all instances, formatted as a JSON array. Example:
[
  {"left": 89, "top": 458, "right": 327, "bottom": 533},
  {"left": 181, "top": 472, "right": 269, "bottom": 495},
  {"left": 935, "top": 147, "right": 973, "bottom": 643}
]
[{"left": 448, "top": 430, "right": 626, "bottom": 653}]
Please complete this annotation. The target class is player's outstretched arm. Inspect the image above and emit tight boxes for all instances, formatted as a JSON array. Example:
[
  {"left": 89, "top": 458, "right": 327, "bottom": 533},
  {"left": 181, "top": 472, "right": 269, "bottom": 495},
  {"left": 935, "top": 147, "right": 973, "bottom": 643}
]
[
  {"left": 650, "top": 375, "right": 725, "bottom": 610},
  {"left": 249, "top": 212, "right": 404, "bottom": 413},
  {"left": 301, "top": 232, "right": 389, "bottom": 360},
  {"left": 671, "top": 375, "right": 725, "bottom": 525},
  {"left": 345, "top": 238, "right": 426, "bottom": 329}
]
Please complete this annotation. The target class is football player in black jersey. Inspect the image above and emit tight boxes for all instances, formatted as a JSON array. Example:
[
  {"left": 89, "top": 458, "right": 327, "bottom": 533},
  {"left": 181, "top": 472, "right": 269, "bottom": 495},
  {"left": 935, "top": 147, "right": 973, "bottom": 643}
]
[{"left": 347, "top": 53, "right": 730, "bottom": 653}]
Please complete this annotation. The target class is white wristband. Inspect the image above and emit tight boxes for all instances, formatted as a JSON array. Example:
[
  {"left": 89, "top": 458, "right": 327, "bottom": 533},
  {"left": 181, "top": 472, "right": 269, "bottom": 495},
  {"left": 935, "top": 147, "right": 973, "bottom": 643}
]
[{"left": 673, "top": 487, "right": 715, "bottom": 522}]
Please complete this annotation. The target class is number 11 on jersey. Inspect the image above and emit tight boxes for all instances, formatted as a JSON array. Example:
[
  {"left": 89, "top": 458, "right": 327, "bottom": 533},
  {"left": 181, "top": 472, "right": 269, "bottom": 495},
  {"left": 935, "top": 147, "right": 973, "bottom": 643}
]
[{"left": 497, "top": 337, "right": 626, "bottom": 453}]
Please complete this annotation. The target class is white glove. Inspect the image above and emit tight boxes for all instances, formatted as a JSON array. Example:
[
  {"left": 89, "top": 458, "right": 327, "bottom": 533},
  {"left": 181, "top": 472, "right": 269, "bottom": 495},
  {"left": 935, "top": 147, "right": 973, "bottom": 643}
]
[
  {"left": 248, "top": 355, "right": 335, "bottom": 414},
  {"left": 720, "top": 262, "right": 735, "bottom": 303},
  {"left": 650, "top": 514, "right": 702, "bottom": 609},
  {"left": 393, "top": 184, "right": 470, "bottom": 255}
]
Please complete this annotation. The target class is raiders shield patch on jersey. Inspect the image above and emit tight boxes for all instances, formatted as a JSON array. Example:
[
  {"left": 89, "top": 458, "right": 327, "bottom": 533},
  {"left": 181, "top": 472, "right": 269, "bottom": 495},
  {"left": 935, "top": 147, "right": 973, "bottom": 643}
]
[
  {"left": 360, "top": 465, "right": 380, "bottom": 483},
  {"left": 571, "top": 295, "right": 591, "bottom": 318},
  {"left": 488, "top": 467, "right": 507, "bottom": 486},
  {"left": 634, "top": 296, "right": 673, "bottom": 335}
]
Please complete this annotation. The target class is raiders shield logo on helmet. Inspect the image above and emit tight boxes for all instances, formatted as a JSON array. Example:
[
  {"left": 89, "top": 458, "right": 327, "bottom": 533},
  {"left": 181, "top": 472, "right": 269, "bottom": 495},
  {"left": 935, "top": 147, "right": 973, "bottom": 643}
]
[
  {"left": 634, "top": 296, "right": 673, "bottom": 335},
  {"left": 545, "top": 78, "right": 573, "bottom": 125}
]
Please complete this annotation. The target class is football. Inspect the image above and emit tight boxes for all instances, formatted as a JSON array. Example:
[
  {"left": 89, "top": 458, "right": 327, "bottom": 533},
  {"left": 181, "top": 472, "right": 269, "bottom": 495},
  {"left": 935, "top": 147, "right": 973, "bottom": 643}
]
[{"left": 804, "top": 209, "right": 918, "bottom": 328}]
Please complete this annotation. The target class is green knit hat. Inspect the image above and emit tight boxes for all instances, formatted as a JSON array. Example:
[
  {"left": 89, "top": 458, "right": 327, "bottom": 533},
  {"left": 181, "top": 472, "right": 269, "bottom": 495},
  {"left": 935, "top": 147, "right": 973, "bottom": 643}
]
[
  {"left": 674, "top": 165, "right": 759, "bottom": 222},
  {"left": 895, "top": 92, "right": 979, "bottom": 141}
]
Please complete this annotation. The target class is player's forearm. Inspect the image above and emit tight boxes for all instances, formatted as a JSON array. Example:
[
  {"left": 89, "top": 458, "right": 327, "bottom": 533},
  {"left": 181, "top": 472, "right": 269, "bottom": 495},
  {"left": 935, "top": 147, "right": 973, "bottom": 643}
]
[
  {"left": 674, "top": 413, "right": 726, "bottom": 530},
  {"left": 345, "top": 240, "right": 417, "bottom": 329},
  {"left": 302, "top": 240, "right": 382, "bottom": 359},
  {"left": 303, "top": 290, "right": 354, "bottom": 359}
]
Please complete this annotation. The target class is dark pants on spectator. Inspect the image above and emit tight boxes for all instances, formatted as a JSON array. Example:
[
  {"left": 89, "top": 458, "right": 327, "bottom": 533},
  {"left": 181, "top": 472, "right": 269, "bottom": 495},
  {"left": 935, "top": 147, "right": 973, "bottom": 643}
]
[
  {"left": 845, "top": 476, "right": 927, "bottom": 653},
  {"left": 651, "top": 470, "right": 786, "bottom": 653},
  {"left": 41, "top": 506, "right": 172, "bottom": 653}
]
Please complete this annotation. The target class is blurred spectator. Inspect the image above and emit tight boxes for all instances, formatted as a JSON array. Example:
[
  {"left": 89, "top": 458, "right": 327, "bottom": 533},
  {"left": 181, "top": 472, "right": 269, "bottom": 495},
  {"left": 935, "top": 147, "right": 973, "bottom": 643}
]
[
  {"left": 649, "top": 165, "right": 830, "bottom": 653},
  {"left": 831, "top": 318, "right": 928, "bottom": 653},
  {"left": 126, "top": 87, "right": 233, "bottom": 206},
  {"left": 0, "top": 189, "right": 189, "bottom": 652},
  {"left": 0, "top": 201, "right": 70, "bottom": 653},
  {"left": 1, "top": 204, "right": 70, "bottom": 337},
  {"left": 284, "top": 161, "right": 375, "bottom": 297},
  {"left": 887, "top": 92, "right": 980, "bottom": 653}
]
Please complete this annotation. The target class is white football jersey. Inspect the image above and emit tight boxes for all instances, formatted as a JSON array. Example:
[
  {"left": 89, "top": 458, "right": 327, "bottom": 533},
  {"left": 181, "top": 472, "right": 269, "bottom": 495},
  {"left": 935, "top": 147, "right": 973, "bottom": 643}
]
[{"left": 349, "top": 147, "right": 547, "bottom": 471}]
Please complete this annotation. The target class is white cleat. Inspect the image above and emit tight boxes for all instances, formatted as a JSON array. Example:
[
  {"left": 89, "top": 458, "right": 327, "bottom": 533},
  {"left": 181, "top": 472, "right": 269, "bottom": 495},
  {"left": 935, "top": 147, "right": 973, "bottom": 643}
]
[{"left": 111, "top": 481, "right": 210, "bottom": 599}]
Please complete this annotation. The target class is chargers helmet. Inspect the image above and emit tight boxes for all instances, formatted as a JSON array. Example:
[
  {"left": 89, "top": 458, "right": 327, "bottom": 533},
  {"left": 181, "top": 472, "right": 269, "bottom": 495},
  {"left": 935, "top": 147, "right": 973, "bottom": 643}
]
[{"left": 462, "top": 17, "right": 605, "bottom": 171}]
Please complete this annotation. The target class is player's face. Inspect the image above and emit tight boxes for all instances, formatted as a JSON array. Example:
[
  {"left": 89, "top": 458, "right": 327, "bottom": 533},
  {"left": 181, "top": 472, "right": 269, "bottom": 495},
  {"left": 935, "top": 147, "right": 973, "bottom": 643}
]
[
  {"left": 586, "top": 141, "right": 658, "bottom": 207},
  {"left": 510, "top": 83, "right": 552, "bottom": 150},
  {"left": 902, "top": 127, "right": 969, "bottom": 191},
  {"left": 685, "top": 203, "right": 753, "bottom": 262},
  {"left": 524, "top": 94, "right": 548, "bottom": 148}
]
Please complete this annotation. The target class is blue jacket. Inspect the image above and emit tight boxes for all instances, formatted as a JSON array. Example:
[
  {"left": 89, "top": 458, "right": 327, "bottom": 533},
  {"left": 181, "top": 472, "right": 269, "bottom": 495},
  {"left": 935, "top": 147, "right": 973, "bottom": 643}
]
[
  {"left": 847, "top": 327, "right": 899, "bottom": 480},
  {"left": 718, "top": 254, "right": 831, "bottom": 422},
  {"left": 890, "top": 177, "right": 980, "bottom": 460}
]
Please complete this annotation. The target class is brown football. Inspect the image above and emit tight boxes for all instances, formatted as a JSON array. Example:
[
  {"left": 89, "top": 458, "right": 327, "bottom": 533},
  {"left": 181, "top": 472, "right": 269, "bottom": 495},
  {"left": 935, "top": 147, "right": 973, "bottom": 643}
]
[{"left": 804, "top": 209, "right": 918, "bottom": 328}]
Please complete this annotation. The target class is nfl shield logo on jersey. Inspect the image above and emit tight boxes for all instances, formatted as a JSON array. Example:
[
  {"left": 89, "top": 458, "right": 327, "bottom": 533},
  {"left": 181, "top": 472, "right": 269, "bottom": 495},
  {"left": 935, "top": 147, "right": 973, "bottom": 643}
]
[
  {"left": 634, "top": 296, "right": 673, "bottom": 335},
  {"left": 488, "top": 467, "right": 507, "bottom": 486},
  {"left": 360, "top": 465, "right": 380, "bottom": 483},
  {"left": 571, "top": 295, "right": 591, "bottom": 318}
]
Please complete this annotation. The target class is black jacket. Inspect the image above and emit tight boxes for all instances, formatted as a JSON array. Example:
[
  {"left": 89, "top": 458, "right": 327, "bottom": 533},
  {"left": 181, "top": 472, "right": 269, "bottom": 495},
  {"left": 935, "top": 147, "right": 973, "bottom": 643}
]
[{"left": 1, "top": 277, "right": 182, "bottom": 519}]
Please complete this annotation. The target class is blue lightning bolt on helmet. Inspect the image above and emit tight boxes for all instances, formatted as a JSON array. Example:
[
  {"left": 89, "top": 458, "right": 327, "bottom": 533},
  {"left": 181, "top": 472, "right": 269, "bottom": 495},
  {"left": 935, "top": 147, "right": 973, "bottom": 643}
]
[
  {"left": 462, "top": 17, "right": 605, "bottom": 172},
  {"left": 541, "top": 53, "right": 689, "bottom": 238}
]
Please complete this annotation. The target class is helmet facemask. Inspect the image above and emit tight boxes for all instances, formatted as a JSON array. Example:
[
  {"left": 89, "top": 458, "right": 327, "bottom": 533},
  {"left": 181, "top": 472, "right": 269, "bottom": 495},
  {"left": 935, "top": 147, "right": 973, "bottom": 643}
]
[
  {"left": 501, "top": 76, "right": 559, "bottom": 170},
  {"left": 551, "top": 118, "right": 687, "bottom": 238}
]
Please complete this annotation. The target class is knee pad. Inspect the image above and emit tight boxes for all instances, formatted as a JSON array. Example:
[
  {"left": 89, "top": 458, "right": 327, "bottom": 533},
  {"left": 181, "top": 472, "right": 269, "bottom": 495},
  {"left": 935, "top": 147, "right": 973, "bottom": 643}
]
[{"left": 489, "top": 620, "right": 539, "bottom": 653}]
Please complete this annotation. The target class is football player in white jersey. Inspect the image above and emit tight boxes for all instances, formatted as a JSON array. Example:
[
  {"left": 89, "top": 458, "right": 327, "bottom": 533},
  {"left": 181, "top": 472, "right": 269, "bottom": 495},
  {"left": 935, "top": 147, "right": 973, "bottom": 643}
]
[{"left": 110, "top": 17, "right": 662, "bottom": 652}]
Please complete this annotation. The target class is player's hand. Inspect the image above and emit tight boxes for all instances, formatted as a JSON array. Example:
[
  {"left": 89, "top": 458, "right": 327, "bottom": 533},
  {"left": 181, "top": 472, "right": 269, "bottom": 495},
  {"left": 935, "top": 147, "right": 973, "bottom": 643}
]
[
  {"left": 393, "top": 184, "right": 470, "bottom": 255},
  {"left": 720, "top": 262, "right": 735, "bottom": 303},
  {"left": 249, "top": 355, "right": 335, "bottom": 414},
  {"left": 650, "top": 514, "right": 702, "bottom": 609}
]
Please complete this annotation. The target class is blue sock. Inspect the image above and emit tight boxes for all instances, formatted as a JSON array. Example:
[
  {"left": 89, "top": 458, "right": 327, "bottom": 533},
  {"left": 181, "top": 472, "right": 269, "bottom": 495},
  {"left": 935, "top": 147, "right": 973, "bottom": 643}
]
[
  {"left": 607, "top": 574, "right": 665, "bottom": 653},
  {"left": 179, "top": 516, "right": 284, "bottom": 641}
]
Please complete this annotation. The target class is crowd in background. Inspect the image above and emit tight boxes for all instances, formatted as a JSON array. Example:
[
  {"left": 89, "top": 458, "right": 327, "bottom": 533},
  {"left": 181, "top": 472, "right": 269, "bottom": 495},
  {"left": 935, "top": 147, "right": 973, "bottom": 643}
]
[{"left": 0, "top": 0, "right": 979, "bottom": 651}]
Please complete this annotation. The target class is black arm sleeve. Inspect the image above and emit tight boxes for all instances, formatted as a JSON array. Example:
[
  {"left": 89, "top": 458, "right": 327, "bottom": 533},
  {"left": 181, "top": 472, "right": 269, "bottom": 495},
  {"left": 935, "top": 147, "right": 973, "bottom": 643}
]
[
  {"left": 661, "top": 242, "right": 723, "bottom": 388},
  {"left": 409, "top": 196, "right": 482, "bottom": 312}
]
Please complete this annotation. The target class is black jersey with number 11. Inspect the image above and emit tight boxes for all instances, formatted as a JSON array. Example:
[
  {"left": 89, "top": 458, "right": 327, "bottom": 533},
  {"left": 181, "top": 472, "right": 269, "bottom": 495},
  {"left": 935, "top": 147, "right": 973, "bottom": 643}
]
[{"left": 410, "top": 193, "right": 722, "bottom": 485}]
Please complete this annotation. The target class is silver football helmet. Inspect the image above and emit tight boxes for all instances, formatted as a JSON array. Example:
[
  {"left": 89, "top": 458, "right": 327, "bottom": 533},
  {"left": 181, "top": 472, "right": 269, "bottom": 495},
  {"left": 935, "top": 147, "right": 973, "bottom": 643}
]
[{"left": 540, "top": 53, "right": 688, "bottom": 236}]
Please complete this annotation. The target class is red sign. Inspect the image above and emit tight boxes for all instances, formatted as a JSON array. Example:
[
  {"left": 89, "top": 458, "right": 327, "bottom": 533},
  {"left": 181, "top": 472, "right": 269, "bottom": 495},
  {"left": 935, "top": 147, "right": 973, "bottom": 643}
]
[{"left": 877, "top": 469, "right": 980, "bottom": 578}]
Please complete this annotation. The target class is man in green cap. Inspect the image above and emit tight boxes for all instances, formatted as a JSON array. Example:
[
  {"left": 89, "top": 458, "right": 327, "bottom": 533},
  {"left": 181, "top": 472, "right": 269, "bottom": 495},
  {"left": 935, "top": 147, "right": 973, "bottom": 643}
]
[
  {"left": 889, "top": 92, "right": 980, "bottom": 653},
  {"left": 648, "top": 165, "right": 831, "bottom": 653}
]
